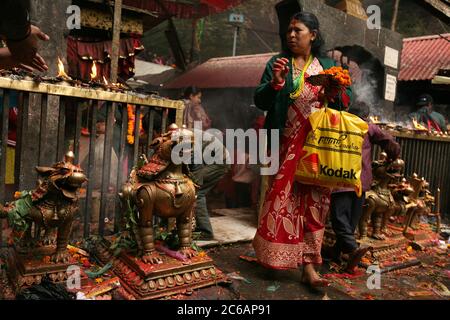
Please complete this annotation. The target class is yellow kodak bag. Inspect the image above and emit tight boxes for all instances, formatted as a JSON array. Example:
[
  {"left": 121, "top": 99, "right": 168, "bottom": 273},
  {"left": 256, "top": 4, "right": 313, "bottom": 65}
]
[{"left": 295, "top": 108, "right": 368, "bottom": 196}]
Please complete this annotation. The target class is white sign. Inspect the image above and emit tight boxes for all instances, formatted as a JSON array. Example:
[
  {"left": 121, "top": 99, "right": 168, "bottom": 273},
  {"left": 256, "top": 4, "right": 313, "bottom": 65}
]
[
  {"left": 385, "top": 74, "right": 397, "bottom": 102},
  {"left": 229, "top": 13, "right": 244, "bottom": 23},
  {"left": 384, "top": 46, "right": 399, "bottom": 69}
]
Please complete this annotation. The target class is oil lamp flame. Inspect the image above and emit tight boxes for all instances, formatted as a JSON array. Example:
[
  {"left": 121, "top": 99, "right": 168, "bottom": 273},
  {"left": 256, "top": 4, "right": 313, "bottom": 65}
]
[
  {"left": 57, "top": 57, "right": 70, "bottom": 79},
  {"left": 412, "top": 117, "right": 428, "bottom": 131},
  {"left": 90, "top": 61, "right": 97, "bottom": 80}
]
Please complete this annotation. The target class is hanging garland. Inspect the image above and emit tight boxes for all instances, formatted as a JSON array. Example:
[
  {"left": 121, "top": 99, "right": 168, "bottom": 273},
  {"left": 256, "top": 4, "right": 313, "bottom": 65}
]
[{"left": 127, "top": 104, "right": 144, "bottom": 145}]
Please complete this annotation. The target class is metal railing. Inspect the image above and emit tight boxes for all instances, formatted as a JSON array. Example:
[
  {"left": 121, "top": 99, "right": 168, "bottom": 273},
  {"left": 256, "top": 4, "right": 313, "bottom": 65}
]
[
  {"left": 374, "top": 131, "right": 450, "bottom": 217},
  {"left": 0, "top": 76, "right": 184, "bottom": 244}
]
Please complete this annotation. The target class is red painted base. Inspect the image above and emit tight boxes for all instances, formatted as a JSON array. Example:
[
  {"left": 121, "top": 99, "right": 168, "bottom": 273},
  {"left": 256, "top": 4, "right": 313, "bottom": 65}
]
[{"left": 93, "top": 240, "right": 228, "bottom": 300}]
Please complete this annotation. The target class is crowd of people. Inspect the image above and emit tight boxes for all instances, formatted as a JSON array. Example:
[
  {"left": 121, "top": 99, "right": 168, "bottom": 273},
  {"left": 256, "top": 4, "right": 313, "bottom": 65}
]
[{"left": 0, "top": 1, "right": 448, "bottom": 292}]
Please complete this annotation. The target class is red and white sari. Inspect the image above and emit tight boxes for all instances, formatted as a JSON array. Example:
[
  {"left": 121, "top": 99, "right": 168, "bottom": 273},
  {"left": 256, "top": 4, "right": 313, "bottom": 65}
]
[{"left": 253, "top": 58, "right": 331, "bottom": 269}]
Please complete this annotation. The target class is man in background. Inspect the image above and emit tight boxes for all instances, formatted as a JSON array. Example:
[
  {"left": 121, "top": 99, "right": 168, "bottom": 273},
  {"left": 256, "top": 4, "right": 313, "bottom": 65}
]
[{"left": 408, "top": 94, "right": 447, "bottom": 133}]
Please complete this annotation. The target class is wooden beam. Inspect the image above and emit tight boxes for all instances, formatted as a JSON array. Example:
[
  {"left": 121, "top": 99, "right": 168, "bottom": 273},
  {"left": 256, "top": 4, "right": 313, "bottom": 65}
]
[
  {"left": 423, "top": 0, "right": 450, "bottom": 18},
  {"left": 0, "top": 77, "right": 183, "bottom": 109},
  {"left": 391, "top": 0, "right": 401, "bottom": 31},
  {"left": 110, "top": 0, "right": 123, "bottom": 83}
]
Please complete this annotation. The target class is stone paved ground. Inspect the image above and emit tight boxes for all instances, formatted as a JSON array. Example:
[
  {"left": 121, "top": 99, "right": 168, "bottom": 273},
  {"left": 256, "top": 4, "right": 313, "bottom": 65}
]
[{"left": 173, "top": 242, "right": 449, "bottom": 301}]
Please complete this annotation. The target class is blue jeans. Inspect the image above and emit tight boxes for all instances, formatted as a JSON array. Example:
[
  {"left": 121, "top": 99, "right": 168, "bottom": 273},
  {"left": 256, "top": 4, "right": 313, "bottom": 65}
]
[{"left": 330, "top": 191, "right": 365, "bottom": 254}]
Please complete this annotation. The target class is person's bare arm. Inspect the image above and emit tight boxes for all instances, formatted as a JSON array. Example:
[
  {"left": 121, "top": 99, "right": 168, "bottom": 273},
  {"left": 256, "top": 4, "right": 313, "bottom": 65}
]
[{"left": 1, "top": 0, "right": 49, "bottom": 72}]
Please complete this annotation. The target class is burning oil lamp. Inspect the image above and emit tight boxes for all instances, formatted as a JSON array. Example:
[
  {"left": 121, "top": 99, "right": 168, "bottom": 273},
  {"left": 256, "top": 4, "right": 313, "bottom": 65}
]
[
  {"left": 411, "top": 117, "right": 428, "bottom": 132},
  {"left": 90, "top": 61, "right": 98, "bottom": 81},
  {"left": 57, "top": 57, "right": 71, "bottom": 80}
]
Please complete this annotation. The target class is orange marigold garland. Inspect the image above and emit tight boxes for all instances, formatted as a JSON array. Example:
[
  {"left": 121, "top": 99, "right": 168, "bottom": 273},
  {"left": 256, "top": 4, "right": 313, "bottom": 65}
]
[
  {"left": 127, "top": 104, "right": 144, "bottom": 145},
  {"left": 307, "top": 66, "right": 352, "bottom": 109},
  {"left": 319, "top": 66, "right": 352, "bottom": 87}
]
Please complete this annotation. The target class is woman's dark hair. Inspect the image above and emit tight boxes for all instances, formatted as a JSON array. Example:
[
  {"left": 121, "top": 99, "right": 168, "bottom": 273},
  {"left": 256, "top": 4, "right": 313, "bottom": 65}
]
[
  {"left": 182, "top": 86, "right": 201, "bottom": 99},
  {"left": 288, "top": 12, "right": 325, "bottom": 57}
]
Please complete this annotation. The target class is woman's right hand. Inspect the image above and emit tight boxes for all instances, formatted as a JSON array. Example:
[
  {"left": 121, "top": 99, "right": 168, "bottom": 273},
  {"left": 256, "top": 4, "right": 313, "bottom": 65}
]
[{"left": 272, "top": 58, "right": 289, "bottom": 85}]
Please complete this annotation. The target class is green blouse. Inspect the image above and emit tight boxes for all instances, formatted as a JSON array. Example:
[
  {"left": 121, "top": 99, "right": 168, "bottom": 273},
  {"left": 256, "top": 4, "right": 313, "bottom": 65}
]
[{"left": 254, "top": 53, "right": 353, "bottom": 145}]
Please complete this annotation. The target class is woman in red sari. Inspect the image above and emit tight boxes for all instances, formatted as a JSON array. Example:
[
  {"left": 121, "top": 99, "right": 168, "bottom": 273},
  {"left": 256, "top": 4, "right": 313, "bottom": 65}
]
[{"left": 252, "top": 12, "right": 352, "bottom": 287}]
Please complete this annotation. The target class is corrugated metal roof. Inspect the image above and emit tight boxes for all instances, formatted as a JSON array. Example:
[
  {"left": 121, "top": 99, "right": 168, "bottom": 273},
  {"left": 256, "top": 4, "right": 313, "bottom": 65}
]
[
  {"left": 164, "top": 53, "right": 276, "bottom": 89},
  {"left": 398, "top": 33, "right": 450, "bottom": 81}
]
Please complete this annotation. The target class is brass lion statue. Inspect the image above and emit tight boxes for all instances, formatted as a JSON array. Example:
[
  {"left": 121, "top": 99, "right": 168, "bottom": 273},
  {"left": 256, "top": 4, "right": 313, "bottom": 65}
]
[
  {"left": 359, "top": 153, "right": 404, "bottom": 240},
  {"left": 0, "top": 151, "right": 87, "bottom": 263},
  {"left": 121, "top": 124, "right": 197, "bottom": 264},
  {"left": 402, "top": 174, "right": 434, "bottom": 234}
]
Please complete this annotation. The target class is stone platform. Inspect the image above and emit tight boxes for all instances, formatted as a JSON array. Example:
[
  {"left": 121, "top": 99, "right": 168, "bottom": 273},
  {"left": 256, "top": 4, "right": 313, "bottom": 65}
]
[{"left": 92, "top": 240, "right": 228, "bottom": 300}]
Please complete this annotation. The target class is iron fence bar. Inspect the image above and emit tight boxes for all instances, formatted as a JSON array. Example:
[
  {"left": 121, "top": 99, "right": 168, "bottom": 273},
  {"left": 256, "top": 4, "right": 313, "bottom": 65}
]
[
  {"left": 115, "top": 103, "right": 128, "bottom": 233},
  {"left": 98, "top": 102, "right": 115, "bottom": 236},
  {"left": 14, "top": 92, "right": 30, "bottom": 191},
  {"left": 146, "top": 109, "right": 155, "bottom": 158},
  {"left": 0, "top": 89, "right": 10, "bottom": 246},
  {"left": 84, "top": 100, "right": 98, "bottom": 238},
  {"left": 161, "top": 108, "right": 168, "bottom": 134},
  {"left": 410, "top": 137, "right": 418, "bottom": 177},
  {"left": 56, "top": 97, "right": 67, "bottom": 161},
  {"left": 443, "top": 144, "right": 450, "bottom": 215},
  {"left": 0, "top": 90, "right": 10, "bottom": 202},
  {"left": 428, "top": 141, "right": 437, "bottom": 191},
  {"left": 38, "top": 94, "right": 48, "bottom": 166},
  {"left": 74, "top": 100, "right": 83, "bottom": 164}
]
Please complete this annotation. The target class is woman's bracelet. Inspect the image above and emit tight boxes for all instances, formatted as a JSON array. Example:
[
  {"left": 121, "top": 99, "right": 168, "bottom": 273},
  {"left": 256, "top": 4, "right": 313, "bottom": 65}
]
[{"left": 270, "top": 80, "right": 285, "bottom": 91}]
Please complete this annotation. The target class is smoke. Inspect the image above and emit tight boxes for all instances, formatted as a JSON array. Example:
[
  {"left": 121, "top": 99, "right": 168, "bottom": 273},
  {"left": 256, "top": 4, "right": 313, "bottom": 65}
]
[
  {"left": 352, "top": 67, "right": 380, "bottom": 116},
  {"left": 352, "top": 65, "right": 400, "bottom": 124}
]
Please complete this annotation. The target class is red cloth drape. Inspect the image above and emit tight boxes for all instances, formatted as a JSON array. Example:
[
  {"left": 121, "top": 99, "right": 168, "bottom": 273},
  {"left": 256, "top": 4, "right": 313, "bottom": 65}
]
[
  {"left": 67, "top": 36, "right": 144, "bottom": 81},
  {"left": 123, "top": 0, "right": 244, "bottom": 19},
  {"left": 200, "top": 0, "right": 244, "bottom": 11}
]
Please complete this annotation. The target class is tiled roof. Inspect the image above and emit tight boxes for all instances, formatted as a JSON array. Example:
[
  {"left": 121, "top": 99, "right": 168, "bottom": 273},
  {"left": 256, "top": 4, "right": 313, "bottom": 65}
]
[
  {"left": 398, "top": 33, "right": 450, "bottom": 81},
  {"left": 164, "top": 53, "right": 276, "bottom": 89}
]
